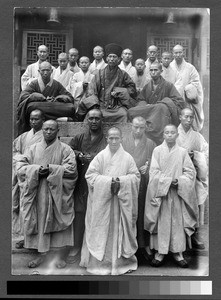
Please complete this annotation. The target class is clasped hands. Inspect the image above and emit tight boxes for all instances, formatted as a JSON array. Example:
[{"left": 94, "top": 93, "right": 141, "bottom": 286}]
[
  {"left": 111, "top": 177, "right": 120, "bottom": 195},
  {"left": 170, "top": 179, "right": 178, "bottom": 188},
  {"left": 39, "top": 165, "right": 50, "bottom": 178},
  {"left": 78, "top": 153, "right": 92, "bottom": 165}
]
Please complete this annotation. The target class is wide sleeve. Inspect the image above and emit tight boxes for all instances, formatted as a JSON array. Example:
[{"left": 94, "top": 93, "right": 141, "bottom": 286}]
[{"left": 122, "top": 71, "right": 137, "bottom": 99}]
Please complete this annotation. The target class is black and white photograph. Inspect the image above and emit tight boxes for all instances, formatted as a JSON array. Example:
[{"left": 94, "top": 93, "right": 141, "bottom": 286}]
[{"left": 12, "top": 6, "right": 209, "bottom": 277}]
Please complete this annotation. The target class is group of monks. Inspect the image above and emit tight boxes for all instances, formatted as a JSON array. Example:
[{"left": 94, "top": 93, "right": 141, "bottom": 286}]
[{"left": 12, "top": 41, "right": 208, "bottom": 275}]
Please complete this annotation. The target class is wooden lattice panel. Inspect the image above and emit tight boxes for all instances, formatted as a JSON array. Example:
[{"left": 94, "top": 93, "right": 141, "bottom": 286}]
[
  {"left": 22, "top": 30, "right": 71, "bottom": 68},
  {"left": 151, "top": 36, "right": 191, "bottom": 61}
]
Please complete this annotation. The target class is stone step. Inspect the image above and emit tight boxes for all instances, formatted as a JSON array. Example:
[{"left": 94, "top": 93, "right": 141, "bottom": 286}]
[{"left": 57, "top": 121, "right": 132, "bottom": 138}]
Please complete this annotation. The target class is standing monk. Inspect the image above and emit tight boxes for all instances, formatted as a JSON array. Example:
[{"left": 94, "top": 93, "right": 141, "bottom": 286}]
[
  {"left": 177, "top": 108, "right": 208, "bottom": 249},
  {"left": 144, "top": 124, "right": 198, "bottom": 268},
  {"left": 13, "top": 109, "right": 45, "bottom": 249},
  {"left": 80, "top": 127, "right": 140, "bottom": 275},
  {"left": 170, "top": 44, "right": 204, "bottom": 131},
  {"left": 16, "top": 120, "right": 78, "bottom": 269},
  {"left": 21, "top": 45, "right": 55, "bottom": 91},
  {"left": 122, "top": 116, "right": 156, "bottom": 263},
  {"left": 78, "top": 43, "right": 137, "bottom": 122},
  {"left": 67, "top": 108, "right": 106, "bottom": 263}
]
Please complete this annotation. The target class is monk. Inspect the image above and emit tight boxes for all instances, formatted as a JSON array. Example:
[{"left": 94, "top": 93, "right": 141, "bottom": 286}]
[
  {"left": 68, "top": 48, "right": 80, "bottom": 73},
  {"left": 128, "top": 62, "right": 185, "bottom": 144},
  {"left": 66, "top": 108, "right": 106, "bottom": 263},
  {"left": 78, "top": 43, "right": 137, "bottom": 122},
  {"left": 119, "top": 48, "right": 136, "bottom": 79},
  {"left": 21, "top": 45, "right": 55, "bottom": 91},
  {"left": 170, "top": 44, "right": 204, "bottom": 131},
  {"left": 161, "top": 51, "right": 183, "bottom": 93},
  {"left": 122, "top": 116, "right": 156, "bottom": 263},
  {"left": 177, "top": 108, "right": 208, "bottom": 249},
  {"left": 17, "top": 61, "right": 75, "bottom": 135},
  {"left": 89, "top": 45, "right": 107, "bottom": 74},
  {"left": 67, "top": 56, "right": 94, "bottom": 112},
  {"left": 13, "top": 109, "right": 45, "bottom": 249},
  {"left": 131, "top": 59, "right": 150, "bottom": 94},
  {"left": 144, "top": 124, "right": 198, "bottom": 268},
  {"left": 145, "top": 45, "right": 158, "bottom": 80},
  {"left": 80, "top": 127, "right": 140, "bottom": 275},
  {"left": 16, "top": 120, "right": 78, "bottom": 269},
  {"left": 53, "top": 52, "right": 73, "bottom": 88}
]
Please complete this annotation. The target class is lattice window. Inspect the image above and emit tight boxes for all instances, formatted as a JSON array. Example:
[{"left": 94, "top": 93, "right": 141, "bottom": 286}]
[
  {"left": 150, "top": 36, "right": 191, "bottom": 62},
  {"left": 22, "top": 30, "right": 73, "bottom": 69}
]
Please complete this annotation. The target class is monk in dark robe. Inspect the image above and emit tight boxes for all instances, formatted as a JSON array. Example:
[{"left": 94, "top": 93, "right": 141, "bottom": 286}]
[
  {"left": 66, "top": 108, "right": 107, "bottom": 263},
  {"left": 77, "top": 43, "right": 137, "bottom": 122},
  {"left": 17, "top": 62, "right": 75, "bottom": 135},
  {"left": 122, "top": 116, "right": 156, "bottom": 264},
  {"left": 128, "top": 62, "right": 185, "bottom": 145}
]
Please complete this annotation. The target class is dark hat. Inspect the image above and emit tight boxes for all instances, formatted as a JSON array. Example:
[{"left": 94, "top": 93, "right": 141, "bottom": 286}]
[{"left": 105, "top": 43, "right": 123, "bottom": 57}]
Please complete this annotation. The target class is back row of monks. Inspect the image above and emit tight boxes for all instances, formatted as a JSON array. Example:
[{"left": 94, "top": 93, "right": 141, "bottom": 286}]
[{"left": 17, "top": 43, "right": 204, "bottom": 145}]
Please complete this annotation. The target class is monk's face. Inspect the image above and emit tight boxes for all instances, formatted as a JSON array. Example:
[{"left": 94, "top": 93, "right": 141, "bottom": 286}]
[
  {"left": 149, "top": 64, "right": 162, "bottom": 81},
  {"left": 147, "top": 46, "right": 157, "bottom": 62},
  {"left": 163, "top": 125, "right": 178, "bottom": 146},
  {"left": 29, "top": 111, "right": 44, "bottom": 132},
  {"left": 161, "top": 53, "right": 171, "bottom": 68},
  {"left": 42, "top": 121, "right": 59, "bottom": 143},
  {"left": 93, "top": 47, "right": 104, "bottom": 60},
  {"left": 107, "top": 129, "right": 122, "bottom": 153},
  {"left": 58, "top": 57, "right": 68, "bottom": 70},
  {"left": 121, "top": 49, "right": 133, "bottom": 64},
  {"left": 132, "top": 119, "right": 146, "bottom": 139},
  {"left": 173, "top": 45, "right": 184, "bottom": 64},
  {"left": 106, "top": 54, "right": 120, "bottom": 67},
  {"left": 79, "top": 57, "right": 90, "bottom": 72},
  {"left": 37, "top": 46, "right": 48, "bottom": 61},
  {"left": 87, "top": 110, "right": 102, "bottom": 132},
  {"left": 39, "top": 63, "right": 53, "bottom": 84},
  {"left": 180, "top": 109, "right": 194, "bottom": 131},
  {"left": 135, "top": 59, "right": 145, "bottom": 74},
  {"left": 69, "top": 49, "right": 79, "bottom": 64}
]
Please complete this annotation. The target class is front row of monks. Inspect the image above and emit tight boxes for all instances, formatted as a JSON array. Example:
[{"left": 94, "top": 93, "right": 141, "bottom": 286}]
[{"left": 13, "top": 106, "right": 208, "bottom": 274}]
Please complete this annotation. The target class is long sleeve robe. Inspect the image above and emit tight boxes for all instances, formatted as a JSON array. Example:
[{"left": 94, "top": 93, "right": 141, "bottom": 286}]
[
  {"left": 12, "top": 129, "right": 44, "bottom": 235},
  {"left": 130, "top": 69, "right": 150, "bottom": 94},
  {"left": 21, "top": 61, "right": 55, "bottom": 91},
  {"left": 89, "top": 59, "right": 107, "bottom": 74},
  {"left": 170, "top": 59, "right": 204, "bottom": 131},
  {"left": 122, "top": 133, "right": 156, "bottom": 247},
  {"left": 80, "top": 144, "right": 140, "bottom": 275},
  {"left": 66, "top": 70, "right": 94, "bottom": 111},
  {"left": 68, "top": 129, "right": 107, "bottom": 248},
  {"left": 177, "top": 124, "right": 208, "bottom": 224},
  {"left": 161, "top": 65, "right": 183, "bottom": 94},
  {"left": 144, "top": 141, "right": 198, "bottom": 254},
  {"left": 16, "top": 139, "right": 78, "bottom": 253},
  {"left": 82, "top": 65, "right": 137, "bottom": 123},
  {"left": 119, "top": 61, "right": 136, "bottom": 79},
  {"left": 53, "top": 66, "right": 73, "bottom": 89},
  {"left": 17, "top": 78, "right": 75, "bottom": 135},
  {"left": 128, "top": 76, "right": 185, "bottom": 144}
]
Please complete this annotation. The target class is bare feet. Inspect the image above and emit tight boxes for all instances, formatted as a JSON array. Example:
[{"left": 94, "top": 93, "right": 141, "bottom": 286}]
[
  {"left": 28, "top": 255, "right": 45, "bottom": 268},
  {"left": 66, "top": 247, "right": 80, "bottom": 264},
  {"left": 55, "top": 259, "right": 67, "bottom": 269}
]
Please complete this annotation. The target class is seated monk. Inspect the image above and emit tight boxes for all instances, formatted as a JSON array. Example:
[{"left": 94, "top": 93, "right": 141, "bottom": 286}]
[
  {"left": 17, "top": 61, "right": 75, "bottom": 135},
  {"left": 127, "top": 62, "right": 185, "bottom": 145},
  {"left": 77, "top": 43, "right": 137, "bottom": 122}
]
